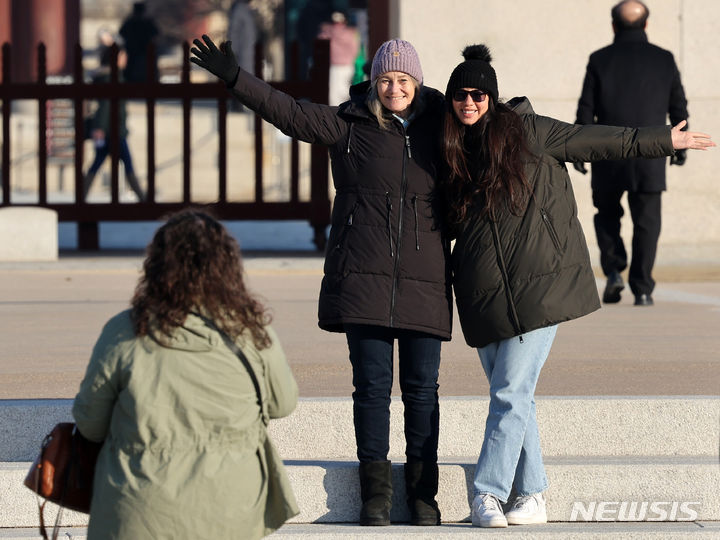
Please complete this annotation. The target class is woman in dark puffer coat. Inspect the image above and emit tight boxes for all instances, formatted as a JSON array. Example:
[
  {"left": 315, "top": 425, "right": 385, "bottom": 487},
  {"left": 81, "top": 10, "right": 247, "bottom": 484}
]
[
  {"left": 191, "top": 36, "right": 452, "bottom": 526},
  {"left": 442, "top": 44, "right": 713, "bottom": 529}
]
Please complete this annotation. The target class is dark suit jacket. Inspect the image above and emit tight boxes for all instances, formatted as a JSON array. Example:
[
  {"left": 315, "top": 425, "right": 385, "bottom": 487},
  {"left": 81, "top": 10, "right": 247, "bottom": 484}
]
[{"left": 575, "top": 29, "right": 688, "bottom": 192}]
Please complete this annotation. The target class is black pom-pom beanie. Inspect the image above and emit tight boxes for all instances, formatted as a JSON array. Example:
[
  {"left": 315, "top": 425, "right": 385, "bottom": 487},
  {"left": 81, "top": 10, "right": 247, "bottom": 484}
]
[{"left": 445, "top": 44, "right": 498, "bottom": 104}]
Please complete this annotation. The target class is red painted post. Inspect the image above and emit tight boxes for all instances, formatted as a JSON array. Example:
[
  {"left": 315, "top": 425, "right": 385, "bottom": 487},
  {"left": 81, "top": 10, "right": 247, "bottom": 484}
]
[
  {"left": 182, "top": 42, "right": 191, "bottom": 204},
  {"left": 37, "top": 42, "right": 47, "bottom": 204}
]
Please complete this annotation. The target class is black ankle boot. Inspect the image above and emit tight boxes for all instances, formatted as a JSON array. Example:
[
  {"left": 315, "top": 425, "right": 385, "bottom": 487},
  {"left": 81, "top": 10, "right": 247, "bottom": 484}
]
[
  {"left": 358, "top": 461, "right": 392, "bottom": 526},
  {"left": 404, "top": 460, "right": 441, "bottom": 525}
]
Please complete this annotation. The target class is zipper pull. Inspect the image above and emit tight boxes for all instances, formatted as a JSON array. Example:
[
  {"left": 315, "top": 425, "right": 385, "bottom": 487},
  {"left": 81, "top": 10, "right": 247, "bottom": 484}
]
[
  {"left": 385, "top": 192, "right": 394, "bottom": 257},
  {"left": 405, "top": 135, "right": 412, "bottom": 159}
]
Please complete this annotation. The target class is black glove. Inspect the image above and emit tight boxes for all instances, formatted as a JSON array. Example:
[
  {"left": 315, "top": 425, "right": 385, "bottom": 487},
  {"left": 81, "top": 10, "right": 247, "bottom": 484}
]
[
  {"left": 573, "top": 162, "right": 588, "bottom": 175},
  {"left": 670, "top": 149, "right": 687, "bottom": 166},
  {"left": 190, "top": 34, "right": 239, "bottom": 86}
]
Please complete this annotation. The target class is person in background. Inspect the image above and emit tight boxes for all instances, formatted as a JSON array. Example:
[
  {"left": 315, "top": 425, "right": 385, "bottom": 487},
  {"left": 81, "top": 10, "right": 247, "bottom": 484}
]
[
  {"left": 574, "top": 0, "right": 689, "bottom": 306},
  {"left": 73, "top": 209, "right": 299, "bottom": 539},
  {"left": 227, "top": 0, "right": 258, "bottom": 112},
  {"left": 442, "top": 44, "right": 712, "bottom": 528},
  {"left": 119, "top": 1, "right": 159, "bottom": 82},
  {"left": 317, "top": 11, "right": 361, "bottom": 105},
  {"left": 191, "top": 35, "right": 451, "bottom": 527},
  {"left": 83, "top": 45, "right": 146, "bottom": 202}
]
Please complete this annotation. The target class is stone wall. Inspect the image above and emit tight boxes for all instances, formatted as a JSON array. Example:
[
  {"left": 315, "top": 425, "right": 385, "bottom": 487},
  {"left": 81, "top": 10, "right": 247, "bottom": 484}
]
[{"left": 392, "top": 0, "right": 720, "bottom": 267}]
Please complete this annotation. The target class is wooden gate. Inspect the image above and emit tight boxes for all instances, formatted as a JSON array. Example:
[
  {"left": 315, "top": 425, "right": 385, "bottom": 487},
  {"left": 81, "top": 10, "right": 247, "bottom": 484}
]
[{"left": 0, "top": 40, "right": 331, "bottom": 250}]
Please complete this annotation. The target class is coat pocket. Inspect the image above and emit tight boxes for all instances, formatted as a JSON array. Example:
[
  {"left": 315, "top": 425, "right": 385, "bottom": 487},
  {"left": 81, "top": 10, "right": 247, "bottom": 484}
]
[
  {"left": 540, "top": 208, "right": 564, "bottom": 254},
  {"left": 324, "top": 201, "right": 359, "bottom": 276}
]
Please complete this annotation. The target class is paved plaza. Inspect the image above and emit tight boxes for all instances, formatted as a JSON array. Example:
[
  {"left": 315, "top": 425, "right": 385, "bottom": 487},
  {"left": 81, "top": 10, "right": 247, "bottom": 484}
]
[{"left": 1, "top": 253, "right": 719, "bottom": 400}]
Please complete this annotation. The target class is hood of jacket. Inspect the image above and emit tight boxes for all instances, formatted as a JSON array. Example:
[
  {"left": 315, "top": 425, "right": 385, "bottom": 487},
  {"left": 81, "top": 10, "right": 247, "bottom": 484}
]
[
  {"left": 148, "top": 313, "right": 217, "bottom": 353},
  {"left": 505, "top": 96, "right": 535, "bottom": 115}
]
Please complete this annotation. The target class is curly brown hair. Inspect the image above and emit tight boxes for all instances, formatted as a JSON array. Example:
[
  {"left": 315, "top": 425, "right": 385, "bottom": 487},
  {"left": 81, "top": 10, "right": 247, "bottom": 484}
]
[
  {"left": 443, "top": 98, "right": 533, "bottom": 225},
  {"left": 131, "top": 209, "right": 272, "bottom": 349}
]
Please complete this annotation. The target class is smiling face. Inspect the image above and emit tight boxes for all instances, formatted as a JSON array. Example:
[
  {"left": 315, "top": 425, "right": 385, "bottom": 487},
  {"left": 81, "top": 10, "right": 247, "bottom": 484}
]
[
  {"left": 452, "top": 87, "right": 489, "bottom": 126},
  {"left": 376, "top": 71, "right": 417, "bottom": 117}
]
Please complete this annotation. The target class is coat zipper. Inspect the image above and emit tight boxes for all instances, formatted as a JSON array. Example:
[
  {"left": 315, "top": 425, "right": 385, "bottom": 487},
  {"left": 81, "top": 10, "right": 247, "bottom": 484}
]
[
  {"left": 490, "top": 219, "right": 523, "bottom": 341},
  {"left": 540, "top": 208, "right": 562, "bottom": 252},
  {"left": 412, "top": 195, "right": 419, "bottom": 250},
  {"left": 346, "top": 124, "right": 354, "bottom": 154},
  {"left": 389, "top": 126, "right": 411, "bottom": 326},
  {"left": 385, "top": 192, "right": 394, "bottom": 256}
]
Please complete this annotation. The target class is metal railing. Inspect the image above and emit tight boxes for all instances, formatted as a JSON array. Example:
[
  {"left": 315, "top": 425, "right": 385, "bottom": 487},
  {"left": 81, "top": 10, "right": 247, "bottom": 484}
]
[{"left": 0, "top": 40, "right": 331, "bottom": 250}]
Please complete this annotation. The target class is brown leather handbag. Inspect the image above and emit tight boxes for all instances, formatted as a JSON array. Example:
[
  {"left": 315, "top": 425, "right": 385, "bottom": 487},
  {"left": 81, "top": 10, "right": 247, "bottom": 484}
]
[{"left": 24, "top": 422, "right": 102, "bottom": 539}]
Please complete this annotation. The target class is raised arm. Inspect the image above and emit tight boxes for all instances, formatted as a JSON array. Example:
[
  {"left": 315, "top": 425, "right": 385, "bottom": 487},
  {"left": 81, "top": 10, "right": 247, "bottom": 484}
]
[{"left": 190, "top": 34, "right": 347, "bottom": 145}]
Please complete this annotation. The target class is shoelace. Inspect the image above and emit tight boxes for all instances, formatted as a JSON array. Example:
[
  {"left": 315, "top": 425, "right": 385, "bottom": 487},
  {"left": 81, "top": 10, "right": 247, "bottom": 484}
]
[
  {"left": 480, "top": 494, "right": 502, "bottom": 512},
  {"left": 510, "top": 495, "right": 536, "bottom": 512}
]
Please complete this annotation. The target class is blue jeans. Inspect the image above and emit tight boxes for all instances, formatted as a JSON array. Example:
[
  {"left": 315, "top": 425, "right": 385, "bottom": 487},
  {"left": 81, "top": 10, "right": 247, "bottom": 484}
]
[
  {"left": 84, "top": 139, "right": 145, "bottom": 201},
  {"left": 473, "top": 325, "right": 557, "bottom": 502},
  {"left": 345, "top": 324, "right": 441, "bottom": 463},
  {"left": 86, "top": 139, "right": 136, "bottom": 177}
]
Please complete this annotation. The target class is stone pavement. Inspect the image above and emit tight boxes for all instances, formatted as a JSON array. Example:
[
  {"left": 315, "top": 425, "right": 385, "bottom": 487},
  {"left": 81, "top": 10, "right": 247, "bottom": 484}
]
[
  {"left": 1, "top": 253, "right": 719, "bottom": 399},
  {"left": 1, "top": 254, "right": 718, "bottom": 537}
]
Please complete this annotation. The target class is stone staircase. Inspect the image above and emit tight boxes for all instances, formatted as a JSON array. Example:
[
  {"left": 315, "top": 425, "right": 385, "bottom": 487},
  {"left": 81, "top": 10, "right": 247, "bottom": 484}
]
[{"left": 1, "top": 396, "right": 718, "bottom": 538}]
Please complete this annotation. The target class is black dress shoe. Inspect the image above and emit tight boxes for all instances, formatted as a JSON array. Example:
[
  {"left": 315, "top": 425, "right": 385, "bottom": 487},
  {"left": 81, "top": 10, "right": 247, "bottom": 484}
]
[
  {"left": 634, "top": 294, "right": 654, "bottom": 306},
  {"left": 602, "top": 271, "right": 625, "bottom": 303}
]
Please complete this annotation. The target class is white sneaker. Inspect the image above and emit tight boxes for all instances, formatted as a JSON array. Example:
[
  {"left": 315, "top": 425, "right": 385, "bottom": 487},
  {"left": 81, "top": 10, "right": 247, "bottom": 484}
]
[
  {"left": 471, "top": 493, "right": 508, "bottom": 528},
  {"left": 505, "top": 492, "right": 547, "bottom": 525}
]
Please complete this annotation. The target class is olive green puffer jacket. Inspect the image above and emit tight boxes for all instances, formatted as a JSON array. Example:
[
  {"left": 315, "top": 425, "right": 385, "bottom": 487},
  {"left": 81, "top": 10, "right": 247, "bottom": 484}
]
[{"left": 452, "top": 97, "right": 673, "bottom": 348}]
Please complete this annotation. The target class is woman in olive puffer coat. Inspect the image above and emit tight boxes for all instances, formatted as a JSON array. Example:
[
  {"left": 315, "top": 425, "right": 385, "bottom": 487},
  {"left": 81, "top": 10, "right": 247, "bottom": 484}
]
[
  {"left": 191, "top": 36, "right": 452, "bottom": 526},
  {"left": 442, "top": 44, "right": 713, "bottom": 529}
]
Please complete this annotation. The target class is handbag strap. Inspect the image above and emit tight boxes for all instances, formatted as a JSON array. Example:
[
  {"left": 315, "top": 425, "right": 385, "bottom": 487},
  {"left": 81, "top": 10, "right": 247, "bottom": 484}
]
[{"left": 195, "top": 313, "right": 267, "bottom": 425}]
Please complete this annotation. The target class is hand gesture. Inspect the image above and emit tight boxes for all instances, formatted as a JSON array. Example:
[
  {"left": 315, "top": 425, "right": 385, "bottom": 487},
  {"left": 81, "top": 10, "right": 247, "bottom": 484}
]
[
  {"left": 671, "top": 120, "right": 715, "bottom": 150},
  {"left": 190, "top": 34, "right": 239, "bottom": 85}
]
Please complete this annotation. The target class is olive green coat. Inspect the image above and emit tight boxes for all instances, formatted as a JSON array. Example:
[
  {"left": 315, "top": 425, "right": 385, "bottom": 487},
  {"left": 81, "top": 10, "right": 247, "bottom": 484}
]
[
  {"left": 452, "top": 97, "right": 674, "bottom": 348},
  {"left": 73, "top": 310, "right": 299, "bottom": 539}
]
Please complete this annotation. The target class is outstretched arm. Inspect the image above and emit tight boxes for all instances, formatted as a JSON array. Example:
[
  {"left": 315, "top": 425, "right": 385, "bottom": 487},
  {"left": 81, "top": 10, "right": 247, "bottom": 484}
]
[
  {"left": 190, "top": 34, "right": 346, "bottom": 145},
  {"left": 671, "top": 121, "right": 715, "bottom": 150}
]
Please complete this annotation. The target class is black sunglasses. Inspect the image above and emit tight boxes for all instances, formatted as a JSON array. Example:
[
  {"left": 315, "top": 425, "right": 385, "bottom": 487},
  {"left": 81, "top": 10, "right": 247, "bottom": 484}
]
[{"left": 452, "top": 89, "right": 488, "bottom": 103}]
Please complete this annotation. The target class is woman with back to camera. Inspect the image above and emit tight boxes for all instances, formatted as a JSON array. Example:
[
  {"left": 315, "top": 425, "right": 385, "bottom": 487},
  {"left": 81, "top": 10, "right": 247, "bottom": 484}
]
[
  {"left": 190, "top": 35, "right": 451, "bottom": 526},
  {"left": 72, "top": 209, "right": 299, "bottom": 539},
  {"left": 441, "top": 45, "right": 713, "bottom": 528}
]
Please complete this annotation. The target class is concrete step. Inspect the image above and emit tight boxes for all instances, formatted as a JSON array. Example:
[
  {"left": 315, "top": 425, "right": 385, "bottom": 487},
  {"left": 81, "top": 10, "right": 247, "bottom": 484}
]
[
  {"left": 2, "top": 397, "right": 718, "bottom": 461},
  {"left": 2, "top": 456, "right": 718, "bottom": 527},
  {"left": 1, "top": 522, "right": 720, "bottom": 539}
]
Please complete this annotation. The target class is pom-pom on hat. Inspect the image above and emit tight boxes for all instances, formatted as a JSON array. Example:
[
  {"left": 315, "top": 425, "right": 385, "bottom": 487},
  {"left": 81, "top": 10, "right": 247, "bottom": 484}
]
[
  {"left": 370, "top": 39, "right": 423, "bottom": 84},
  {"left": 445, "top": 44, "right": 498, "bottom": 104}
]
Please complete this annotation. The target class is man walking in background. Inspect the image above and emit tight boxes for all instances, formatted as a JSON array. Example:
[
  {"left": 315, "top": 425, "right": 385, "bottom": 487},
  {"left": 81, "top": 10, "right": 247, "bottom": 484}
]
[{"left": 574, "top": 0, "right": 688, "bottom": 306}]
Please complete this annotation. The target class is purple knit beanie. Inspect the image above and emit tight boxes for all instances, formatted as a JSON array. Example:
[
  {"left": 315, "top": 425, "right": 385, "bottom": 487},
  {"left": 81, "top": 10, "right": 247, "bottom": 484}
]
[{"left": 370, "top": 39, "right": 423, "bottom": 84}]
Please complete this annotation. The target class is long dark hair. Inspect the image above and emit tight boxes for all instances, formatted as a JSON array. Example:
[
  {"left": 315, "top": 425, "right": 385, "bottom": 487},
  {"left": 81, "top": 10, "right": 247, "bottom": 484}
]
[
  {"left": 443, "top": 98, "right": 533, "bottom": 225},
  {"left": 131, "top": 209, "right": 272, "bottom": 349}
]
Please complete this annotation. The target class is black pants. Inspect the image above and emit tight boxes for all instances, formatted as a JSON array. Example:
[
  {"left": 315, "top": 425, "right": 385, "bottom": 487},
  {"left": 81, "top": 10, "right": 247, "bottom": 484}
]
[
  {"left": 345, "top": 324, "right": 441, "bottom": 463},
  {"left": 592, "top": 188, "right": 662, "bottom": 296}
]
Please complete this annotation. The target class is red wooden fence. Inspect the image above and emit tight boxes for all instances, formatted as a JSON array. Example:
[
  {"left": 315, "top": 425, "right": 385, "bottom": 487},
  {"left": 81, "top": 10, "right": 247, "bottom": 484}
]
[{"left": 0, "top": 39, "right": 331, "bottom": 250}]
